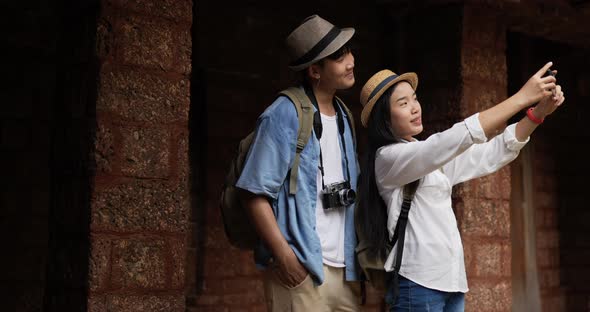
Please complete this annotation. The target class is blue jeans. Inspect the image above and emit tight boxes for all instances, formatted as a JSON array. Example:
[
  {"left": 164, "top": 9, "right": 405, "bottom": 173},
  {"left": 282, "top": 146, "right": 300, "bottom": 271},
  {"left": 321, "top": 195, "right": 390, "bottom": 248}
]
[{"left": 385, "top": 275, "right": 465, "bottom": 312}]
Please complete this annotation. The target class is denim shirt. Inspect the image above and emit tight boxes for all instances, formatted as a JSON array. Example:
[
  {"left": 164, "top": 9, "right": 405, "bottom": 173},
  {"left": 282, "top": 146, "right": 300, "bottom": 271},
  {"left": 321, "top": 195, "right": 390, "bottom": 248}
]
[{"left": 235, "top": 93, "right": 359, "bottom": 284}]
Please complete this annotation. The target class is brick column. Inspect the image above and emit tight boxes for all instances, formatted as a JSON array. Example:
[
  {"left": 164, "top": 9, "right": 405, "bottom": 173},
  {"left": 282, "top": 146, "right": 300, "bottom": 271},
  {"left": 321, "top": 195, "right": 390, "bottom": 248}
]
[
  {"left": 88, "top": 1, "right": 192, "bottom": 310},
  {"left": 458, "top": 5, "right": 512, "bottom": 311}
]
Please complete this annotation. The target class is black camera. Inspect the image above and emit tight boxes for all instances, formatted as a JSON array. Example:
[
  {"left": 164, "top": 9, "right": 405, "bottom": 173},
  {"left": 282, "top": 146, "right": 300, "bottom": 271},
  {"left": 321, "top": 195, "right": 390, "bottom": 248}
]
[{"left": 321, "top": 181, "right": 357, "bottom": 209}]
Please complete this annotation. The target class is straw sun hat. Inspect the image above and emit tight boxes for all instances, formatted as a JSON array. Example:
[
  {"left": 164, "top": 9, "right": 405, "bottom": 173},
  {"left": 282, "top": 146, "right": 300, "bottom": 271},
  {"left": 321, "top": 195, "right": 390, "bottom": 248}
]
[
  {"left": 286, "top": 15, "right": 355, "bottom": 71},
  {"left": 360, "top": 69, "right": 419, "bottom": 127}
]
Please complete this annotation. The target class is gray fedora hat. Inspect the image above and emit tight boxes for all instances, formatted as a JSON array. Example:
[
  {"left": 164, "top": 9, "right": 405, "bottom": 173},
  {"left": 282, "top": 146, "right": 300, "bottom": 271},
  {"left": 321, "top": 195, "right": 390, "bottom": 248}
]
[{"left": 286, "top": 15, "right": 355, "bottom": 71}]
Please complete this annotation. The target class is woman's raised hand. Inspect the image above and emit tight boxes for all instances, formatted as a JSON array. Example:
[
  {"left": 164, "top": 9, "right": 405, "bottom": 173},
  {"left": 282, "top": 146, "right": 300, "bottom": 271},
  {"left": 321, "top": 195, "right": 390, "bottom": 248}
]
[
  {"left": 516, "top": 62, "right": 557, "bottom": 107},
  {"left": 535, "top": 84, "right": 565, "bottom": 118}
]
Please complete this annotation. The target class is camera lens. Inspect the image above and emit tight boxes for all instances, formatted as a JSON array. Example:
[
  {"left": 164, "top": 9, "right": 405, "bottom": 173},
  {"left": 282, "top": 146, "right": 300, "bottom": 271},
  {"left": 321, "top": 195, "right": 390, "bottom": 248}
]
[{"left": 338, "top": 189, "right": 356, "bottom": 206}]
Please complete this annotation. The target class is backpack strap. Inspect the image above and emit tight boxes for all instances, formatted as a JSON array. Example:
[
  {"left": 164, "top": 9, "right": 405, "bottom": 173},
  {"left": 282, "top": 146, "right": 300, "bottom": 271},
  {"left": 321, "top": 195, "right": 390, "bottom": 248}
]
[
  {"left": 334, "top": 96, "right": 357, "bottom": 149},
  {"left": 389, "top": 180, "right": 419, "bottom": 303},
  {"left": 278, "top": 87, "right": 314, "bottom": 195}
]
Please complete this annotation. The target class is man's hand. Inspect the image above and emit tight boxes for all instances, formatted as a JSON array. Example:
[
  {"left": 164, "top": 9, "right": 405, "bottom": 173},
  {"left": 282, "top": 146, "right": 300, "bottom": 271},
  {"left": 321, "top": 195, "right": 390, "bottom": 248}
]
[{"left": 274, "top": 246, "right": 308, "bottom": 288}]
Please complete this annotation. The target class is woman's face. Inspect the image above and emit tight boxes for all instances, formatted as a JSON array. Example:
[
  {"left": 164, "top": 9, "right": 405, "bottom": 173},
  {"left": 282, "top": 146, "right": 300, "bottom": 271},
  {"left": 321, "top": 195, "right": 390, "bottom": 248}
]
[{"left": 389, "top": 81, "right": 423, "bottom": 141}]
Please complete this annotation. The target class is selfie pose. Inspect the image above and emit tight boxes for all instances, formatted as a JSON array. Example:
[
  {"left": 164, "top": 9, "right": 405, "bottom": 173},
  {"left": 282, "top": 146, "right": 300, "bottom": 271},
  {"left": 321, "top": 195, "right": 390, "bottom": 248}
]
[{"left": 356, "top": 62, "right": 565, "bottom": 311}]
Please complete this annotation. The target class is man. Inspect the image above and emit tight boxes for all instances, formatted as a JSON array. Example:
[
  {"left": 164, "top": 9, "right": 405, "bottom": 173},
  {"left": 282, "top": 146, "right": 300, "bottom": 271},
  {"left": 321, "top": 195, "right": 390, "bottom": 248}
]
[{"left": 236, "top": 15, "right": 360, "bottom": 311}]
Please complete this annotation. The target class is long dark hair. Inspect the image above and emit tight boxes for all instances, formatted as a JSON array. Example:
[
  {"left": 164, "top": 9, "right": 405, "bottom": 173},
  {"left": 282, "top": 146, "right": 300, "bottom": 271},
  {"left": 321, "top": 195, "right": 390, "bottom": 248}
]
[{"left": 358, "top": 83, "right": 418, "bottom": 257}]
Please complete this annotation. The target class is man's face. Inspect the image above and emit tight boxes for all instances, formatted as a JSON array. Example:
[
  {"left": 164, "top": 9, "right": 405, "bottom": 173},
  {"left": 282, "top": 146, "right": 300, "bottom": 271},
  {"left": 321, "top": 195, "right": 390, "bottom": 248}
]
[{"left": 314, "top": 52, "right": 355, "bottom": 90}]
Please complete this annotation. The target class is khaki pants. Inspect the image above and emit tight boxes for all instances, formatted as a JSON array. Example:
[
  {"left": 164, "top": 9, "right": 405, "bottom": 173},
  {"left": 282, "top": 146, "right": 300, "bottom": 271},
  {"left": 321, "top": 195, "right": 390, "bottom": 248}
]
[{"left": 263, "top": 264, "right": 361, "bottom": 312}]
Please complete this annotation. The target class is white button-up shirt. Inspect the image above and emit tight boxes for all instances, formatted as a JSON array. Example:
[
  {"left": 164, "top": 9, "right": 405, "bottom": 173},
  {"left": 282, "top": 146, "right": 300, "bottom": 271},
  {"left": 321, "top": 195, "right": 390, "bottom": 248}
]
[{"left": 376, "top": 113, "right": 528, "bottom": 292}]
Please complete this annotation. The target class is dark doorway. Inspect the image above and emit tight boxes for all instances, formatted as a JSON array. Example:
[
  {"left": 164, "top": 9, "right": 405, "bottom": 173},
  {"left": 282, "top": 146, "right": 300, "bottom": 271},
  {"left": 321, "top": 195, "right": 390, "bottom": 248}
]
[
  {"left": 508, "top": 32, "right": 590, "bottom": 312},
  {"left": 0, "top": 1, "right": 98, "bottom": 311}
]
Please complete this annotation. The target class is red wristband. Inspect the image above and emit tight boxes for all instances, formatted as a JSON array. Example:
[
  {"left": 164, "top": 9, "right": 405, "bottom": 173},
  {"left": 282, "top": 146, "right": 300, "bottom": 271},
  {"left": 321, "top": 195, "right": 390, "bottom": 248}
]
[{"left": 526, "top": 107, "right": 544, "bottom": 124}]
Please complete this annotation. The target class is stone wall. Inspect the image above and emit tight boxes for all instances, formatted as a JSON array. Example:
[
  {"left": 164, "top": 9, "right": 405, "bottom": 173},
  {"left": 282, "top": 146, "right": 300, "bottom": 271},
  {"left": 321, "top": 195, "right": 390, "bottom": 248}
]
[
  {"left": 87, "top": 1, "right": 192, "bottom": 311},
  {"left": 459, "top": 5, "right": 513, "bottom": 311}
]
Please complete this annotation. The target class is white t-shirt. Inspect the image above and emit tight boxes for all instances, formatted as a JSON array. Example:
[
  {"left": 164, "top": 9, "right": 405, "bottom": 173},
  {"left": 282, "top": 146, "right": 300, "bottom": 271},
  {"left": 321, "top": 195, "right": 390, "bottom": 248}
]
[{"left": 315, "top": 113, "right": 346, "bottom": 267}]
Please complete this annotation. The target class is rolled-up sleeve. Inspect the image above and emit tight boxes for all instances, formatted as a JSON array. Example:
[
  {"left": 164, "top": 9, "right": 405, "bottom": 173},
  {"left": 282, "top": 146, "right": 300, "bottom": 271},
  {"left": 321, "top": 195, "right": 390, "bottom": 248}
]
[
  {"left": 503, "top": 123, "right": 529, "bottom": 151},
  {"left": 235, "top": 98, "right": 298, "bottom": 199},
  {"left": 443, "top": 122, "right": 529, "bottom": 186},
  {"left": 464, "top": 113, "right": 488, "bottom": 144}
]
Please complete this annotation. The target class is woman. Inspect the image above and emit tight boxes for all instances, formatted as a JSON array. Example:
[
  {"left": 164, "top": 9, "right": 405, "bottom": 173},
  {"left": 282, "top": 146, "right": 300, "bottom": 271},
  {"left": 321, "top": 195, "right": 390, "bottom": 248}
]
[{"left": 357, "top": 62, "right": 564, "bottom": 311}]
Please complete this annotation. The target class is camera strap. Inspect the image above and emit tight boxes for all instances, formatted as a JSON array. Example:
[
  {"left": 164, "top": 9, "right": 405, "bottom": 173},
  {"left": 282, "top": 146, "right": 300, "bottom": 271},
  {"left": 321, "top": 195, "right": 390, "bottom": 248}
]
[{"left": 303, "top": 85, "right": 352, "bottom": 189}]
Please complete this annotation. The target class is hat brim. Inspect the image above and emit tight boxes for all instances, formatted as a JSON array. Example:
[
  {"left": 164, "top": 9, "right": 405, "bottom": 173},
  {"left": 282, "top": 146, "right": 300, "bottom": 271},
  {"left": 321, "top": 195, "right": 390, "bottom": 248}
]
[
  {"left": 289, "top": 28, "right": 355, "bottom": 71},
  {"left": 360, "top": 72, "right": 418, "bottom": 127}
]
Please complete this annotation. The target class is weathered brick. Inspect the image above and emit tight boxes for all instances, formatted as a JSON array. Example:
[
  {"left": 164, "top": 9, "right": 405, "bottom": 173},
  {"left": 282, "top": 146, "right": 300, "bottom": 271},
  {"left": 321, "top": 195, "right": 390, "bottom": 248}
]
[
  {"left": 91, "top": 179, "right": 189, "bottom": 232},
  {"left": 97, "top": 68, "right": 190, "bottom": 123},
  {"left": 192, "top": 306, "right": 228, "bottom": 312},
  {"left": 94, "top": 122, "right": 115, "bottom": 175},
  {"left": 473, "top": 242, "right": 502, "bottom": 277},
  {"left": 537, "top": 230, "right": 560, "bottom": 249},
  {"left": 194, "top": 294, "right": 223, "bottom": 306},
  {"left": 96, "top": 18, "right": 113, "bottom": 59},
  {"left": 111, "top": 239, "right": 167, "bottom": 289},
  {"left": 461, "top": 199, "right": 510, "bottom": 237},
  {"left": 541, "top": 294, "right": 566, "bottom": 312},
  {"left": 501, "top": 242, "right": 511, "bottom": 277},
  {"left": 537, "top": 248, "right": 550, "bottom": 268},
  {"left": 466, "top": 280, "right": 511, "bottom": 311},
  {"left": 174, "top": 132, "right": 189, "bottom": 181},
  {"left": 469, "top": 168, "right": 511, "bottom": 200},
  {"left": 204, "top": 225, "right": 232, "bottom": 249},
  {"left": 175, "top": 26, "right": 191, "bottom": 76},
  {"left": 223, "top": 291, "right": 264, "bottom": 306},
  {"left": 89, "top": 236, "right": 111, "bottom": 292},
  {"left": 107, "top": 295, "right": 184, "bottom": 312},
  {"left": 463, "top": 5, "right": 506, "bottom": 50},
  {"left": 535, "top": 191, "right": 558, "bottom": 210},
  {"left": 185, "top": 247, "right": 197, "bottom": 288},
  {"left": 223, "top": 278, "right": 263, "bottom": 294},
  {"left": 463, "top": 241, "right": 474, "bottom": 273},
  {"left": 461, "top": 79, "right": 506, "bottom": 116},
  {"left": 539, "top": 268, "right": 561, "bottom": 289},
  {"left": 535, "top": 174, "right": 557, "bottom": 192},
  {"left": 461, "top": 45, "right": 507, "bottom": 85},
  {"left": 201, "top": 278, "right": 225, "bottom": 295},
  {"left": 109, "top": 0, "right": 192, "bottom": 22},
  {"left": 115, "top": 15, "right": 180, "bottom": 72},
  {"left": 88, "top": 295, "right": 107, "bottom": 312},
  {"left": 170, "top": 237, "right": 186, "bottom": 289},
  {"left": 120, "top": 126, "right": 170, "bottom": 178},
  {"left": 236, "top": 252, "right": 260, "bottom": 277},
  {"left": 203, "top": 247, "right": 242, "bottom": 278}
]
